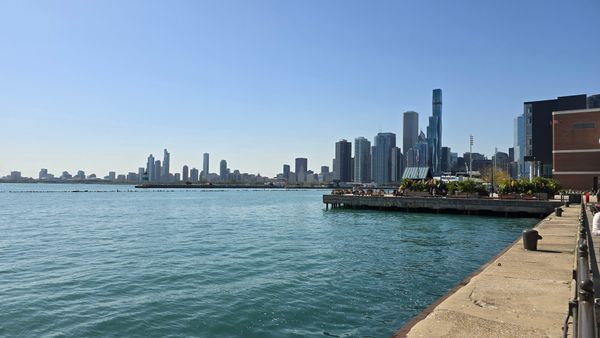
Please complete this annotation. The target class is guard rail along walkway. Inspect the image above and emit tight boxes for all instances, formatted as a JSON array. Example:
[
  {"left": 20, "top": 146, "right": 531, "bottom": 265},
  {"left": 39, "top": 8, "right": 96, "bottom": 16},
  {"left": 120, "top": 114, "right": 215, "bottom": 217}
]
[{"left": 563, "top": 201, "right": 599, "bottom": 338}]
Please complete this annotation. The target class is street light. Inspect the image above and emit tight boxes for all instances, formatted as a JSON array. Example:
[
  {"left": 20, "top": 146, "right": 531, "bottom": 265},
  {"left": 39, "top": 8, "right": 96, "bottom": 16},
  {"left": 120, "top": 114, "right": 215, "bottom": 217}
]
[{"left": 491, "top": 147, "right": 497, "bottom": 197}]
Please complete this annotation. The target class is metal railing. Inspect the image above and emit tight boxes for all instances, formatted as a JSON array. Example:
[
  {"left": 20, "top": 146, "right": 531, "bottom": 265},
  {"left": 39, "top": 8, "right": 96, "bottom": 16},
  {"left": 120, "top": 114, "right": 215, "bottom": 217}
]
[{"left": 564, "top": 201, "right": 598, "bottom": 338}]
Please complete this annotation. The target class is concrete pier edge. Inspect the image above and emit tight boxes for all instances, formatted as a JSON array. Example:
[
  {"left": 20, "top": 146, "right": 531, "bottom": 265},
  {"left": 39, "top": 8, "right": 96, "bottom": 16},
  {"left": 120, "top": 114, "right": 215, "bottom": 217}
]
[
  {"left": 392, "top": 232, "right": 524, "bottom": 337},
  {"left": 392, "top": 202, "right": 578, "bottom": 337}
]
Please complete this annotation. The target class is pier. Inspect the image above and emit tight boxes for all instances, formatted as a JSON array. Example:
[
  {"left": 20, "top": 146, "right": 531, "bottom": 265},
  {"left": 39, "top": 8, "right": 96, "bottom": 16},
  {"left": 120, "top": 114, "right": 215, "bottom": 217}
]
[
  {"left": 323, "top": 194, "right": 564, "bottom": 217},
  {"left": 392, "top": 201, "right": 594, "bottom": 337},
  {"left": 324, "top": 193, "right": 600, "bottom": 336}
]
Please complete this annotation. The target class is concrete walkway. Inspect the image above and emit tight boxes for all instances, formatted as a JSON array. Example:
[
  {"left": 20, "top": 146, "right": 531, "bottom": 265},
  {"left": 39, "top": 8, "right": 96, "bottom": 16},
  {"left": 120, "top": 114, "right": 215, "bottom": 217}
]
[{"left": 395, "top": 204, "right": 578, "bottom": 337}]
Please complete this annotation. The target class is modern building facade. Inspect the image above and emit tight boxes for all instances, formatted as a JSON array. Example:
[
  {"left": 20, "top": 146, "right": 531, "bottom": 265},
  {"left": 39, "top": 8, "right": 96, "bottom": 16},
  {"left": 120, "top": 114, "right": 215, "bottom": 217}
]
[
  {"left": 146, "top": 154, "right": 155, "bottom": 182},
  {"left": 513, "top": 115, "right": 526, "bottom": 178},
  {"left": 283, "top": 164, "right": 290, "bottom": 181},
  {"left": 154, "top": 160, "right": 161, "bottom": 182},
  {"left": 353, "top": 137, "right": 371, "bottom": 183},
  {"left": 39, "top": 168, "right": 48, "bottom": 180},
  {"left": 552, "top": 108, "right": 600, "bottom": 190},
  {"left": 137, "top": 167, "right": 144, "bottom": 182},
  {"left": 440, "top": 146, "right": 451, "bottom": 172},
  {"left": 403, "top": 111, "right": 418, "bottom": 168},
  {"left": 190, "top": 168, "right": 199, "bottom": 182},
  {"left": 220, "top": 160, "right": 228, "bottom": 181},
  {"left": 414, "top": 131, "right": 428, "bottom": 167},
  {"left": 182, "top": 165, "right": 189, "bottom": 181},
  {"left": 391, "top": 147, "right": 403, "bottom": 182},
  {"left": 588, "top": 94, "right": 600, "bottom": 109},
  {"left": 427, "top": 89, "right": 442, "bottom": 174},
  {"left": 372, "top": 132, "right": 396, "bottom": 184},
  {"left": 162, "top": 149, "right": 170, "bottom": 181},
  {"left": 295, "top": 158, "right": 308, "bottom": 183},
  {"left": 524, "top": 94, "right": 587, "bottom": 178},
  {"left": 203, "top": 153, "right": 209, "bottom": 181},
  {"left": 334, "top": 139, "right": 352, "bottom": 182}
]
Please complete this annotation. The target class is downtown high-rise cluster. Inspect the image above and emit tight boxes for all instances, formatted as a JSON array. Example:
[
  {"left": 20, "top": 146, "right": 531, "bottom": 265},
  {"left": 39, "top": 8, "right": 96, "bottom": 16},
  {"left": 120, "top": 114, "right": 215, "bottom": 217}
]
[
  {"left": 279, "top": 89, "right": 448, "bottom": 186},
  {"left": 143, "top": 150, "right": 268, "bottom": 184}
]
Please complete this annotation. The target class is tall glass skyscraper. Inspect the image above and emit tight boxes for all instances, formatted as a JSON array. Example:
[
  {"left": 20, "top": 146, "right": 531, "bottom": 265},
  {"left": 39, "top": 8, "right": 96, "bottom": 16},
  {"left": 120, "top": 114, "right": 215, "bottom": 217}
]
[
  {"left": 334, "top": 139, "right": 352, "bottom": 182},
  {"left": 146, "top": 154, "right": 155, "bottom": 182},
  {"left": 402, "top": 111, "right": 418, "bottom": 168},
  {"left": 353, "top": 137, "right": 371, "bottom": 183},
  {"left": 182, "top": 165, "right": 189, "bottom": 181},
  {"left": 427, "top": 89, "right": 442, "bottom": 175},
  {"left": 162, "top": 149, "right": 170, "bottom": 182},
  {"left": 371, "top": 132, "right": 396, "bottom": 184},
  {"left": 282, "top": 164, "right": 290, "bottom": 181},
  {"left": 203, "top": 153, "right": 209, "bottom": 181},
  {"left": 415, "top": 131, "right": 428, "bottom": 167},
  {"left": 220, "top": 160, "right": 228, "bottom": 181},
  {"left": 154, "top": 160, "right": 162, "bottom": 182},
  {"left": 513, "top": 115, "right": 526, "bottom": 178},
  {"left": 295, "top": 158, "right": 308, "bottom": 183},
  {"left": 391, "top": 147, "right": 403, "bottom": 182}
]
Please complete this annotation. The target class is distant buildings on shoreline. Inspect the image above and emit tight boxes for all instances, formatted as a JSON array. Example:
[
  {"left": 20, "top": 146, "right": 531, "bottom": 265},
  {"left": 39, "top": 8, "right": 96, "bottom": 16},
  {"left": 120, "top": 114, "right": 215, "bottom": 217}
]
[{"left": 5, "top": 90, "right": 600, "bottom": 190}]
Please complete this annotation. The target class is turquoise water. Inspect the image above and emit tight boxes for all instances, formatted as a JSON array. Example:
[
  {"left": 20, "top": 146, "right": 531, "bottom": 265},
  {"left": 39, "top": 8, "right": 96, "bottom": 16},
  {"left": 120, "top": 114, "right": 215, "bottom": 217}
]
[{"left": 0, "top": 184, "right": 538, "bottom": 337}]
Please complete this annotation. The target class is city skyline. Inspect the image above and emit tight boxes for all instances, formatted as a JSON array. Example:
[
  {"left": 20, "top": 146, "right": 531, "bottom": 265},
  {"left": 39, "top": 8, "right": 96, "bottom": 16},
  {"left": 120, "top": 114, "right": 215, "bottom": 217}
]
[
  {"left": 5, "top": 90, "right": 599, "bottom": 181},
  {"left": 1, "top": 1, "right": 599, "bottom": 177}
]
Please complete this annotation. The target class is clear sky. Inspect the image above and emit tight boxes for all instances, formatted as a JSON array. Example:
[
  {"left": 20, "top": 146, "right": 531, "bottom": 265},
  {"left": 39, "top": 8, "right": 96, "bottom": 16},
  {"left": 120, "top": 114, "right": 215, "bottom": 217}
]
[{"left": 1, "top": 0, "right": 599, "bottom": 178}]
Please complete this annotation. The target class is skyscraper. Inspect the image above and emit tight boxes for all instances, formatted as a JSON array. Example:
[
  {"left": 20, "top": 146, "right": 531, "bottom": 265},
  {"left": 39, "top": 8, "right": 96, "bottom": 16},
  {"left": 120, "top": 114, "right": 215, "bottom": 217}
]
[
  {"left": 182, "top": 165, "right": 189, "bottom": 181},
  {"left": 440, "top": 146, "right": 451, "bottom": 173},
  {"left": 524, "top": 94, "right": 587, "bottom": 178},
  {"left": 427, "top": 89, "right": 442, "bottom": 174},
  {"left": 513, "top": 115, "right": 526, "bottom": 178},
  {"left": 283, "top": 164, "right": 290, "bottom": 181},
  {"left": 334, "top": 139, "right": 352, "bottom": 182},
  {"left": 162, "top": 149, "right": 170, "bottom": 182},
  {"left": 146, "top": 154, "right": 155, "bottom": 182},
  {"left": 391, "top": 147, "right": 403, "bottom": 182},
  {"left": 138, "top": 167, "right": 144, "bottom": 183},
  {"left": 415, "top": 131, "right": 428, "bottom": 167},
  {"left": 405, "top": 148, "right": 415, "bottom": 167},
  {"left": 190, "top": 168, "right": 199, "bottom": 182},
  {"left": 403, "top": 111, "right": 418, "bottom": 169},
  {"left": 39, "top": 168, "right": 48, "bottom": 180},
  {"left": 220, "top": 160, "right": 228, "bottom": 181},
  {"left": 295, "top": 158, "right": 308, "bottom": 183},
  {"left": 371, "top": 132, "right": 396, "bottom": 184},
  {"left": 154, "top": 160, "right": 162, "bottom": 182},
  {"left": 203, "top": 153, "right": 209, "bottom": 181},
  {"left": 353, "top": 137, "right": 371, "bottom": 183}
]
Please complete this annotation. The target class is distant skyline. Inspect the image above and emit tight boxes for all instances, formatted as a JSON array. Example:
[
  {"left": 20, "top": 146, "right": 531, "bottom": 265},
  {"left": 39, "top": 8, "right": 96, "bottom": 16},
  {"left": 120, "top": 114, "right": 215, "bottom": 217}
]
[{"left": 1, "top": 0, "right": 599, "bottom": 177}]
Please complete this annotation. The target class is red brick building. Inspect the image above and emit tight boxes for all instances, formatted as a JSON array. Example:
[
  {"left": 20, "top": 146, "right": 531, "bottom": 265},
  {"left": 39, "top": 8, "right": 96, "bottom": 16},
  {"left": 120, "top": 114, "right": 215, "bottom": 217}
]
[{"left": 552, "top": 108, "right": 600, "bottom": 190}]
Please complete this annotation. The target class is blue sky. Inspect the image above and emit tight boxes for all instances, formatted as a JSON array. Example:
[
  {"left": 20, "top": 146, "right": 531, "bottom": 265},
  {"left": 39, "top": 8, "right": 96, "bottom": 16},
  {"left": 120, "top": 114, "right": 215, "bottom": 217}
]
[{"left": 1, "top": 0, "right": 599, "bottom": 177}]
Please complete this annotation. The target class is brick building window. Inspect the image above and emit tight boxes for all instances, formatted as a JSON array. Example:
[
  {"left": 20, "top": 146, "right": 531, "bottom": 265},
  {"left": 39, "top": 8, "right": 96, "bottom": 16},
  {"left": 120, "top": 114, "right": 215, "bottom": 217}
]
[{"left": 572, "top": 122, "right": 596, "bottom": 129}]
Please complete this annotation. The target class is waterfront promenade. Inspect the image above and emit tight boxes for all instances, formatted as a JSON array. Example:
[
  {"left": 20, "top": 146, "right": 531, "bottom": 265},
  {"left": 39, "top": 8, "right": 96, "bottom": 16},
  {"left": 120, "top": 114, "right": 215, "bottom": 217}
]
[{"left": 394, "top": 203, "right": 580, "bottom": 337}]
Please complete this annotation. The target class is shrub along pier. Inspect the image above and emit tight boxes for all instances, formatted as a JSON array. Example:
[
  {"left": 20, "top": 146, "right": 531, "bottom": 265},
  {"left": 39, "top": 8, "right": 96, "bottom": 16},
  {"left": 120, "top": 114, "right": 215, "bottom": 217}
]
[{"left": 323, "top": 194, "right": 563, "bottom": 217}]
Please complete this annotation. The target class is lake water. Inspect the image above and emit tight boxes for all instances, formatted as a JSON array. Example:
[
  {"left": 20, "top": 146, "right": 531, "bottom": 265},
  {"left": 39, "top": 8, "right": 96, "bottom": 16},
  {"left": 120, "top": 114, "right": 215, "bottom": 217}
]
[{"left": 0, "top": 184, "right": 538, "bottom": 337}]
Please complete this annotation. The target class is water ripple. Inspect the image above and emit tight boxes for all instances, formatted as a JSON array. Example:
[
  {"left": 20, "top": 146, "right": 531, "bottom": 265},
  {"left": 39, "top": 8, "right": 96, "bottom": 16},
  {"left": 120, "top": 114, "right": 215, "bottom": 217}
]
[{"left": 0, "top": 183, "right": 537, "bottom": 337}]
